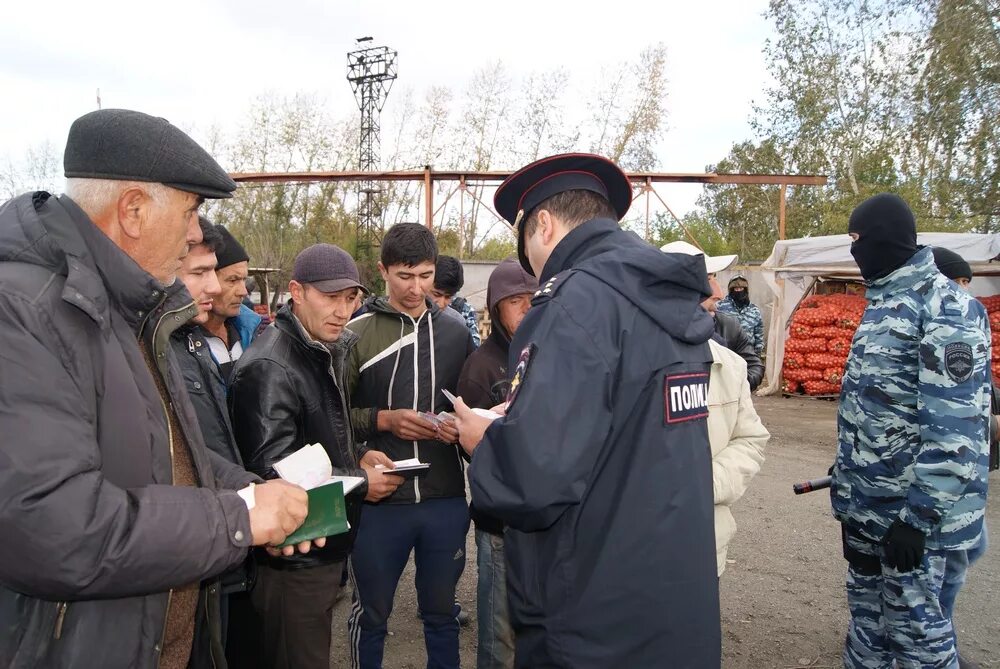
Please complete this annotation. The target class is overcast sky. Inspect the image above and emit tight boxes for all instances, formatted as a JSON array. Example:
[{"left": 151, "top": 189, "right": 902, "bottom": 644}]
[{"left": 0, "top": 0, "right": 773, "bottom": 215}]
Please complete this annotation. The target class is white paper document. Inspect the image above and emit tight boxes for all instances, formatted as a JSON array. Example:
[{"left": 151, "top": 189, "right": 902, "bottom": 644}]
[{"left": 273, "top": 442, "right": 364, "bottom": 493}]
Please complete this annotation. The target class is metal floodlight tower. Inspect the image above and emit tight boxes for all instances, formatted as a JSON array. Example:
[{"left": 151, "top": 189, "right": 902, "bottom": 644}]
[{"left": 347, "top": 38, "right": 397, "bottom": 273}]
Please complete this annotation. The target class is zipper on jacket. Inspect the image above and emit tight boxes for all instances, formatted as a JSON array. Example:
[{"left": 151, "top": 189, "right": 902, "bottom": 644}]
[
  {"left": 145, "top": 299, "right": 192, "bottom": 667},
  {"left": 52, "top": 601, "right": 68, "bottom": 640}
]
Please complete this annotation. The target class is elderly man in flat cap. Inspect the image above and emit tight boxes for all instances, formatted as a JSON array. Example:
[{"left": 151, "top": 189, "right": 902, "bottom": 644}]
[
  {"left": 0, "top": 109, "right": 316, "bottom": 669},
  {"left": 451, "top": 153, "right": 721, "bottom": 668}
]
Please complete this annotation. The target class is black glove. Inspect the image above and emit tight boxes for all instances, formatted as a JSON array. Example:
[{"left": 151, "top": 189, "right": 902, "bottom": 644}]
[{"left": 882, "top": 520, "right": 926, "bottom": 573}]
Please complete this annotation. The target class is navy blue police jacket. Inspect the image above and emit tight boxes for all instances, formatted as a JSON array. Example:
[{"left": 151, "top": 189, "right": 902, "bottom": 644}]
[{"left": 468, "top": 218, "right": 721, "bottom": 669}]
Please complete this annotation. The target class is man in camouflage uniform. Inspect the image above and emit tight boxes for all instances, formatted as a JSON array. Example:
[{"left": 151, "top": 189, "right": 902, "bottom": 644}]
[
  {"left": 831, "top": 194, "right": 991, "bottom": 669},
  {"left": 717, "top": 276, "right": 764, "bottom": 354}
]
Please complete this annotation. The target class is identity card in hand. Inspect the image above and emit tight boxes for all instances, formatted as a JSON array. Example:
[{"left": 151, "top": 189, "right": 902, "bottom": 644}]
[
  {"left": 441, "top": 388, "right": 503, "bottom": 420},
  {"left": 375, "top": 457, "right": 430, "bottom": 478}
]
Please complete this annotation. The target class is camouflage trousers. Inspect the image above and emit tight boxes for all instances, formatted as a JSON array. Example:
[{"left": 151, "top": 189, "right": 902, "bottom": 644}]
[{"left": 842, "top": 528, "right": 958, "bottom": 669}]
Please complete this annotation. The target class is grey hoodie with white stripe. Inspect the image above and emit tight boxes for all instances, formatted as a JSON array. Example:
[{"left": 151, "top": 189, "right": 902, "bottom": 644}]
[{"left": 346, "top": 296, "right": 475, "bottom": 504}]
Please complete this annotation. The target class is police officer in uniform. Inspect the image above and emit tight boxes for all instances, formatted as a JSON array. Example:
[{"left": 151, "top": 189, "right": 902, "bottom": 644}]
[
  {"left": 451, "top": 153, "right": 721, "bottom": 669},
  {"left": 832, "top": 194, "right": 991, "bottom": 669}
]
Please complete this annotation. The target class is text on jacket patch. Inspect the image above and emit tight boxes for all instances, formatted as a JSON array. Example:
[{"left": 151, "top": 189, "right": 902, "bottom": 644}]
[{"left": 663, "top": 372, "right": 710, "bottom": 424}]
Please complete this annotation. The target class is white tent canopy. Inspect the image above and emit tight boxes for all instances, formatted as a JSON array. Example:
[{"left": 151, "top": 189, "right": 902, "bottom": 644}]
[{"left": 757, "top": 233, "right": 1000, "bottom": 395}]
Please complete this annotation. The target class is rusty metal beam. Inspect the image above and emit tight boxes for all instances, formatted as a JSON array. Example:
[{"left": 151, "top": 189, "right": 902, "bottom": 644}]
[{"left": 230, "top": 169, "right": 827, "bottom": 187}]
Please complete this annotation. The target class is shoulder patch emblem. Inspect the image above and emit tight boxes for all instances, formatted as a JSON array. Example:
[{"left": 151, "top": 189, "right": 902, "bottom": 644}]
[
  {"left": 505, "top": 343, "right": 536, "bottom": 412},
  {"left": 664, "top": 372, "right": 710, "bottom": 424},
  {"left": 944, "top": 341, "right": 973, "bottom": 383}
]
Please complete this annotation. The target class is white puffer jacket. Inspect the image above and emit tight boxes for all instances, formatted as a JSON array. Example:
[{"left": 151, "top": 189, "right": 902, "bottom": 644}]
[{"left": 708, "top": 339, "right": 769, "bottom": 576}]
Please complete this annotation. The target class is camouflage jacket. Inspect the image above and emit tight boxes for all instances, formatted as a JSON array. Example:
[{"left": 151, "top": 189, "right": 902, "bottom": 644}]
[
  {"left": 717, "top": 297, "right": 764, "bottom": 354},
  {"left": 831, "top": 247, "right": 991, "bottom": 551}
]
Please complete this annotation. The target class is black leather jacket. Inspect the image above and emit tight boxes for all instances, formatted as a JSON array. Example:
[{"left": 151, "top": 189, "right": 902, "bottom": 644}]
[
  {"left": 714, "top": 311, "right": 764, "bottom": 390},
  {"left": 229, "top": 304, "right": 368, "bottom": 570}
]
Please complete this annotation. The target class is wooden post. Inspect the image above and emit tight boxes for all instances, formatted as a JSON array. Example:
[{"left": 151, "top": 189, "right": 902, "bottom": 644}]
[
  {"left": 779, "top": 183, "right": 787, "bottom": 240},
  {"left": 424, "top": 165, "right": 433, "bottom": 229}
]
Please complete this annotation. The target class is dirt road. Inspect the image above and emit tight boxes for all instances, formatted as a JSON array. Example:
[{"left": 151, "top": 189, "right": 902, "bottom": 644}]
[{"left": 331, "top": 395, "right": 999, "bottom": 668}]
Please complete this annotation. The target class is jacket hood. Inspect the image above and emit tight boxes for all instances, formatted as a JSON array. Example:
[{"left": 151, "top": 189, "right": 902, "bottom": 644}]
[
  {"left": 543, "top": 218, "right": 715, "bottom": 345},
  {"left": 486, "top": 258, "right": 538, "bottom": 341}
]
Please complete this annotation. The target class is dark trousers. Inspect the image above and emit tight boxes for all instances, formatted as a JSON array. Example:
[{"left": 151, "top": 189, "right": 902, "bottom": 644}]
[
  {"left": 251, "top": 560, "right": 344, "bottom": 669},
  {"left": 348, "top": 497, "right": 470, "bottom": 669},
  {"left": 225, "top": 590, "right": 265, "bottom": 669}
]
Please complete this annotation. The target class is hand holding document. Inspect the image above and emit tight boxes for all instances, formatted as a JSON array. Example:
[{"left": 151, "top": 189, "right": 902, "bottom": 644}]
[
  {"left": 374, "top": 457, "right": 430, "bottom": 478},
  {"left": 444, "top": 390, "right": 503, "bottom": 455},
  {"left": 442, "top": 388, "right": 503, "bottom": 420}
]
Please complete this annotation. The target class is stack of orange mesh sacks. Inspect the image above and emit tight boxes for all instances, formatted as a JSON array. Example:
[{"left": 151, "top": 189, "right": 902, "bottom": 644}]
[
  {"left": 978, "top": 295, "right": 1000, "bottom": 382},
  {"left": 782, "top": 294, "right": 867, "bottom": 396}
]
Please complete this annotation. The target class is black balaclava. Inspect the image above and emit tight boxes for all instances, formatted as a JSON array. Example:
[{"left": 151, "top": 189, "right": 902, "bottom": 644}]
[
  {"left": 728, "top": 278, "right": 750, "bottom": 307},
  {"left": 847, "top": 193, "right": 918, "bottom": 282}
]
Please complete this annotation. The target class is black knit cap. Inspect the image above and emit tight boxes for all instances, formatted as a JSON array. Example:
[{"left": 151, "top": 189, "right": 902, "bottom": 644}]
[
  {"left": 931, "top": 247, "right": 973, "bottom": 281},
  {"left": 494, "top": 153, "right": 632, "bottom": 275},
  {"left": 214, "top": 226, "right": 250, "bottom": 269},
  {"left": 64, "top": 109, "right": 237, "bottom": 199}
]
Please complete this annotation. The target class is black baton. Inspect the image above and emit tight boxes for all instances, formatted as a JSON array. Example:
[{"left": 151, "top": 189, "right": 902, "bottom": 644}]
[{"left": 792, "top": 475, "right": 832, "bottom": 495}]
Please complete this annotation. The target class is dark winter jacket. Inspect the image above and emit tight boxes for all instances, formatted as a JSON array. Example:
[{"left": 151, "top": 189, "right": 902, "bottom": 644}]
[
  {"left": 458, "top": 258, "right": 537, "bottom": 535},
  {"left": 346, "top": 296, "right": 475, "bottom": 504},
  {"left": 714, "top": 310, "right": 764, "bottom": 390},
  {"left": 469, "top": 218, "right": 721, "bottom": 668},
  {"left": 174, "top": 325, "right": 245, "bottom": 466},
  {"left": 0, "top": 192, "right": 256, "bottom": 669},
  {"left": 229, "top": 304, "right": 368, "bottom": 569}
]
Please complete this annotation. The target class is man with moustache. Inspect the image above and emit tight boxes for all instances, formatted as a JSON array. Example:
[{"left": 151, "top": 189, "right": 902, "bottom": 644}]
[{"left": 229, "top": 243, "right": 404, "bottom": 669}]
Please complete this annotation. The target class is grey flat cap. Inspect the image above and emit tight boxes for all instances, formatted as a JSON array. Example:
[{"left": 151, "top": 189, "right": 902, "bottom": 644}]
[
  {"left": 292, "top": 244, "right": 367, "bottom": 294},
  {"left": 64, "top": 109, "right": 238, "bottom": 199}
]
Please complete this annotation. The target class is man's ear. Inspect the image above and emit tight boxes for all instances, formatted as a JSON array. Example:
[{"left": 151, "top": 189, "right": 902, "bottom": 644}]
[
  {"left": 378, "top": 262, "right": 389, "bottom": 281},
  {"left": 289, "top": 280, "right": 305, "bottom": 305},
  {"left": 116, "top": 186, "right": 149, "bottom": 240},
  {"left": 537, "top": 210, "right": 556, "bottom": 245}
]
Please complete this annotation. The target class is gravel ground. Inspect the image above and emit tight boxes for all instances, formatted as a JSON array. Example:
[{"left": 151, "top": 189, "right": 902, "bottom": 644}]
[{"left": 330, "top": 395, "right": 999, "bottom": 668}]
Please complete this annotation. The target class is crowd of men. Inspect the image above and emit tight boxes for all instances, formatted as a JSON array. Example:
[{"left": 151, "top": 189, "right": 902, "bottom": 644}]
[{"left": 0, "top": 107, "right": 992, "bottom": 669}]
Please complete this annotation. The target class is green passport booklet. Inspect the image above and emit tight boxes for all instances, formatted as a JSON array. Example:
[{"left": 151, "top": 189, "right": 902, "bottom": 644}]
[{"left": 278, "top": 477, "right": 362, "bottom": 547}]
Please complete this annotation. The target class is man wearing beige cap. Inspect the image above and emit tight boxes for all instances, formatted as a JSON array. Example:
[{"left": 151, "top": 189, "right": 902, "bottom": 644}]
[
  {"left": 0, "top": 109, "right": 310, "bottom": 668},
  {"left": 660, "top": 241, "right": 764, "bottom": 390},
  {"left": 229, "top": 243, "right": 403, "bottom": 669}
]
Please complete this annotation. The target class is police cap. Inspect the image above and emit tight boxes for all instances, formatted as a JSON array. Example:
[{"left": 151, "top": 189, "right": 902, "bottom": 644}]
[{"left": 494, "top": 153, "right": 632, "bottom": 275}]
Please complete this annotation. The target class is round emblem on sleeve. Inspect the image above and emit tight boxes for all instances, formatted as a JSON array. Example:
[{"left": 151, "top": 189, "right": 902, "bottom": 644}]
[{"left": 944, "top": 342, "right": 973, "bottom": 383}]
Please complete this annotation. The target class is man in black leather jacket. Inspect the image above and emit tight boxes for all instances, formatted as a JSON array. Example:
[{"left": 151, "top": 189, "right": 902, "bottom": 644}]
[
  {"left": 660, "top": 241, "right": 764, "bottom": 390},
  {"left": 229, "top": 244, "right": 404, "bottom": 669}
]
